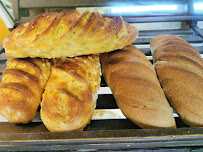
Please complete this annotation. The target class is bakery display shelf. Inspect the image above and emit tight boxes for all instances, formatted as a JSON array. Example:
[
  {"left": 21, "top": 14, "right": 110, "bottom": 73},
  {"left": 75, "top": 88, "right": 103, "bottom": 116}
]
[{"left": 0, "top": 26, "right": 203, "bottom": 151}]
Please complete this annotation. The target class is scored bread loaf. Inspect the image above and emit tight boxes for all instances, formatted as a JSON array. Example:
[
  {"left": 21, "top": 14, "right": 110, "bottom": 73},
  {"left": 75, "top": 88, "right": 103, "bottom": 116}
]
[
  {"left": 100, "top": 44, "right": 176, "bottom": 129},
  {"left": 150, "top": 34, "right": 203, "bottom": 127},
  {"left": 3, "top": 10, "right": 138, "bottom": 58},
  {"left": 0, "top": 58, "right": 53, "bottom": 123},
  {"left": 41, "top": 55, "right": 101, "bottom": 132}
]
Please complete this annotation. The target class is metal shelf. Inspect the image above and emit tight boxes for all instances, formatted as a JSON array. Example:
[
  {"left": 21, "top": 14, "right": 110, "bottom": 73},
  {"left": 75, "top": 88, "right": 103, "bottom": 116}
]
[{"left": 0, "top": 127, "right": 203, "bottom": 151}]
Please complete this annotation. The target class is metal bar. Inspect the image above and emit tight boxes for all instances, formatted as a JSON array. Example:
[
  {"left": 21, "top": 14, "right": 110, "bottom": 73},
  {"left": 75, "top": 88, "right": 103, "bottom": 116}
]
[
  {"left": 12, "top": 0, "right": 19, "bottom": 20},
  {"left": 20, "top": 16, "right": 37, "bottom": 21},
  {"left": 0, "top": 127, "right": 203, "bottom": 142},
  {"left": 0, "top": 142, "right": 196, "bottom": 151},
  {"left": 19, "top": 0, "right": 187, "bottom": 8},
  {"left": 191, "top": 25, "right": 203, "bottom": 38},
  {"left": 0, "top": 117, "right": 187, "bottom": 132},
  {"left": 139, "top": 47, "right": 203, "bottom": 55},
  {"left": 123, "top": 15, "right": 203, "bottom": 23},
  {"left": 193, "top": 46, "right": 203, "bottom": 54},
  {"left": 0, "top": 53, "right": 7, "bottom": 61},
  {"left": 0, "top": 64, "right": 6, "bottom": 73},
  {"left": 0, "top": 45, "right": 3, "bottom": 53},
  {"left": 134, "top": 36, "right": 203, "bottom": 44},
  {"left": 187, "top": 0, "right": 198, "bottom": 26},
  {"left": 188, "top": 0, "right": 194, "bottom": 15},
  {"left": 0, "top": 128, "right": 203, "bottom": 151},
  {"left": 0, "top": 2, "right": 14, "bottom": 28},
  {"left": 0, "top": 107, "right": 180, "bottom": 123},
  {"left": 20, "top": 15, "right": 203, "bottom": 23},
  {"left": 191, "top": 149, "right": 203, "bottom": 152},
  {"left": 139, "top": 29, "right": 193, "bottom": 36}
]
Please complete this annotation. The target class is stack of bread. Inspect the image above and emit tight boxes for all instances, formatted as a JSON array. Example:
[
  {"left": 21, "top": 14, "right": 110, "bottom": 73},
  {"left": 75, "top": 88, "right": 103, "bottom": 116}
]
[
  {"left": 1, "top": 10, "right": 138, "bottom": 132},
  {"left": 2, "top": 10, "right": 202, "bottom": 132}
]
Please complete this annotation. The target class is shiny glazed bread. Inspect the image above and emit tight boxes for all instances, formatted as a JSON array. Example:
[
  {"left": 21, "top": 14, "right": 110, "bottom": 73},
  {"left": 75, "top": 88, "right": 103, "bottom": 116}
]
[
  {"left": 3, "top": 10, "right": 138, "bottom": 58},
  {"left": 150, "top": 34, "right": 203, "bottom": 127},
  {"left": 100, "top": 45, "right": 176, "bottom": 129},
  {"left": 41, "top": 55, "right": 101, "bottom": 132},
  {"left": 0, "top": 58, "right": 53, "bottom": 123}
]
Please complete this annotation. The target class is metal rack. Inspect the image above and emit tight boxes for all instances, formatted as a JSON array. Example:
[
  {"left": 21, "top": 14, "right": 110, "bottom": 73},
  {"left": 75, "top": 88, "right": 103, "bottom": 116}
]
[{"left": 1, "top": 0, "right": 203, "bottom": 151}]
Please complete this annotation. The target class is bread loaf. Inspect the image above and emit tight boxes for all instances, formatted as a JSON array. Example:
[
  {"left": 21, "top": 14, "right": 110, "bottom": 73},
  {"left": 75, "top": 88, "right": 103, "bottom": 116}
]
[
  {"left": 3, "top": 10, "right": 138, "bottom": 58},
  {"left": 0, "top": 58, "right": 53, "bottom": 123},
  {"left": 41, "top": 55, "right": 101, "bottom": 132},
  {"left": 100, "top": 45, "right": 176, "bottom": 129},
  {"left": 150, "top": 34, "right": 203, "bottom": 127}
]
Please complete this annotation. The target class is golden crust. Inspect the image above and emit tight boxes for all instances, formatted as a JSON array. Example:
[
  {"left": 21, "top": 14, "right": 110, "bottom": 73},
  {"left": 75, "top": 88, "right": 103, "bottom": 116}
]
[
  {"left": 41, "top": 55, "right": 101, "bottom": 132},
  {"left": 150, "top": 34, "right": 203, "bottom": 127},
  {"left": 100, "top": 45, "right": 176, "bottom": 129},
  {"left": 0, "top": 58, "right": 53, "bottom": 123},
  {"left": 3, "top": 10, "right": 138, "bottom": 58}
]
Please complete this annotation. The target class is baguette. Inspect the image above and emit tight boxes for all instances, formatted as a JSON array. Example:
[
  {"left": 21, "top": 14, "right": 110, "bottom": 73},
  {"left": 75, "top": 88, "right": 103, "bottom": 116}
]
[
  {"left": 0, "top": 58, "right": 53, "bottom": 123},
  {"left": 3, "top": 10, "right": 138, "bottom": 58},
  {"left": 41, "top": 55, "right": 101, "bottom": 132},
  {"left": 150, "top": 34, "right": 203, "bottom": 127},
  {"left": 100, "top": 45, "right": 176, "bottom": 129}
]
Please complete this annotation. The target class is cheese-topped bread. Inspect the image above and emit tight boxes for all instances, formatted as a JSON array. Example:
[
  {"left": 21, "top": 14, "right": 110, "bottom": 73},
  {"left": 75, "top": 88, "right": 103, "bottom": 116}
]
[
  {"left": 41, "top": 55, "right": 101, "bottom": 132},
  {"left": 0, "top": 58, "right": 53, "bottom": 123}
]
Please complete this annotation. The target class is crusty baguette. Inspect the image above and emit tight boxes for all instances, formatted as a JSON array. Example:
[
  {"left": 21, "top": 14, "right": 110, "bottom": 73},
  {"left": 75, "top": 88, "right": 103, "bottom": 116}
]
[
  {"left": 41, "top": 55, "right": 101, "bottom": 132},
  {"left": 100, "top": 45, "right": 176, "bottom": 129},
  {"left": 3, "top": 10, "right": 138, "bottom": 58},
  {"left": 0, "top": 58, "right": 53, "bottom": 123},
  {"left": 150, "top": 34, "right": 203, "bottom": 127}
]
